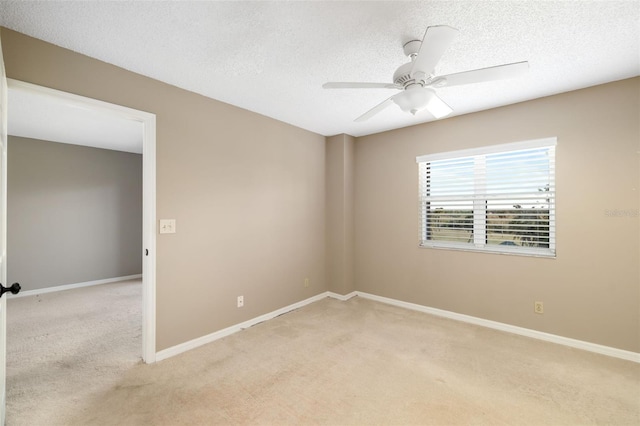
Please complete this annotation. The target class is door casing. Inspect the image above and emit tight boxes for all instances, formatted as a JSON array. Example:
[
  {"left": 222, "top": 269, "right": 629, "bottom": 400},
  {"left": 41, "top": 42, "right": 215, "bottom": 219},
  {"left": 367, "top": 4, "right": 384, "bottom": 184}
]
[{"left": 6, "top": 79, "right": 157, "bottom": 363}]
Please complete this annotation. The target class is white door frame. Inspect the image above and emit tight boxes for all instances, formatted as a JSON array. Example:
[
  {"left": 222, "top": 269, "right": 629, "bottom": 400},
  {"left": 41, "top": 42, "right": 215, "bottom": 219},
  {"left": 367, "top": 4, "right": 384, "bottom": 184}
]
[
  {"left": 6, "top": 79, "right": 157, "bottom": 363},
  {"left": 1, "top": 37, "right": 8, "bottom": 425}
]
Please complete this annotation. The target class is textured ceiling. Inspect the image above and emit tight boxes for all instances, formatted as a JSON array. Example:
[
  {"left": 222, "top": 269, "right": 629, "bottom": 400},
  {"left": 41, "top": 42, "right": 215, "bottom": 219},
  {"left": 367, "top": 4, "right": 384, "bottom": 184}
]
[{"left": 0, "top": 1, "right": 638, "bottom": 138}]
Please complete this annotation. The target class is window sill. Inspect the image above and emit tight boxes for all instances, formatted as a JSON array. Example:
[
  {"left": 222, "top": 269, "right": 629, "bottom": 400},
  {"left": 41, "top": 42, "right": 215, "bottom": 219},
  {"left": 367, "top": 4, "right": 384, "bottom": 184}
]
[{"left": 419, "top": 242, "right": 556, "bottom": 258}]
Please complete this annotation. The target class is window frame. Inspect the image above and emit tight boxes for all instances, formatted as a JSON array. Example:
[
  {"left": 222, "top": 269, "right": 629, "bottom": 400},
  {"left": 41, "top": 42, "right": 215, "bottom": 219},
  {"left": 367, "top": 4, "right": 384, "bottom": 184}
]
[{"left": 416, "top": 137, "right": 557, "bottom": 258}]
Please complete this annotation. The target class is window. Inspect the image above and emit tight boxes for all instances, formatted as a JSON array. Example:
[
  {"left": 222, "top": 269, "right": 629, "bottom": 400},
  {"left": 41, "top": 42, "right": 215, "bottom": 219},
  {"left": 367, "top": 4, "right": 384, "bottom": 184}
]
[{"left": 416, "top": 138, "right": 556, "bottom": 257}]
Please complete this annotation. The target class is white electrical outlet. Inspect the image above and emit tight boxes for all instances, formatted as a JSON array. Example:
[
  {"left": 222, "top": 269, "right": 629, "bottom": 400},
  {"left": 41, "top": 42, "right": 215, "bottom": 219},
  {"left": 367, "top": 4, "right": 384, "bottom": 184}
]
[
  {"left": 534, "top": 301, "right": 544, "bottom": 314},
  {"left": 304, "top": 278, "right": 310, "bottom": 288},
  {"left": 237, "top": 295, "right": 244, "bottom": 308}
]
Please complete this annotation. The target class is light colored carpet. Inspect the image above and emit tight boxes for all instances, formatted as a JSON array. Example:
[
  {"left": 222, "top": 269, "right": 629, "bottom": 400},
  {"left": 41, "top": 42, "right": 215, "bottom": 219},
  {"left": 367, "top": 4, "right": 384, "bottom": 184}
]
[
  {"left": 6, "top": 281, "right": 640, "bottom": 425},
  {"left": 6, "top": 280, "right": 142, "bottom": 426}
]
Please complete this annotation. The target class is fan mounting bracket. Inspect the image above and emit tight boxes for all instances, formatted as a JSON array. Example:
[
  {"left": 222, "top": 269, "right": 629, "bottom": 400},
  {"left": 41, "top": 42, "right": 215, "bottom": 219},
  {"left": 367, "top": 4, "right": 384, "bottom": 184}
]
[{"left": 403, "top": 40, "right": 421, "bottom": 58}]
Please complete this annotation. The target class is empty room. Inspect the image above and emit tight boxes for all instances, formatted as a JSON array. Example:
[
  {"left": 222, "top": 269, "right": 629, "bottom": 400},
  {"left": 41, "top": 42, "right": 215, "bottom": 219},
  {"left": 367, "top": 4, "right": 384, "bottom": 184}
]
[{"left": 0, "top": 1, "right": 638, "bottom": 425}]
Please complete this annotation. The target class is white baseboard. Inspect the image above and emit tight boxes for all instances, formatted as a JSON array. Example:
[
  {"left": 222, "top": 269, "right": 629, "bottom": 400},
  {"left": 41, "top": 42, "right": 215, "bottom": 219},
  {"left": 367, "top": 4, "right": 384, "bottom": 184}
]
[
  {"left": 8, "top": 274, "right": 143, "bottom": 298},
  {"left": 155, "top": 289, "right": 639, "bottom": 364},
  {"left": 355, "top": 291, "right": 640, "bottom": 364},
  {"left": 155, "top": 292, "right": 330, "bottom": 362},
  {"left": 326, "top": 291, "right": 357, "bottom": 301}
]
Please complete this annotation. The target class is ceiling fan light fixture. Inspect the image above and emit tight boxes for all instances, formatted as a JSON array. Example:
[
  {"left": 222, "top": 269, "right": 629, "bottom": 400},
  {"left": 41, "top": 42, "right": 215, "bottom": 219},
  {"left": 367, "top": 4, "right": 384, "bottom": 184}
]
[{"left": 392, "top": 85, "right": 428, "bottom": 115}]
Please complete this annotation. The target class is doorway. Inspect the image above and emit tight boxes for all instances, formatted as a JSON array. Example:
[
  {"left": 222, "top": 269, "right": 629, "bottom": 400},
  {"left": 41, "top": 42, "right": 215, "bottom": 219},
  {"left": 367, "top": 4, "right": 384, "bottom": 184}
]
[{"left": 6, "top": 79, "right": 156, "bottom": 362}]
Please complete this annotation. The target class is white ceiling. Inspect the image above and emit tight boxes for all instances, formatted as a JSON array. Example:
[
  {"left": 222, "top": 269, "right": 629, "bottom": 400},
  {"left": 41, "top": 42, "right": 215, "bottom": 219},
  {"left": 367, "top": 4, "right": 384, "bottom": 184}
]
[{"left": 0, "top": 1, "right": 638, "bottom": 140}]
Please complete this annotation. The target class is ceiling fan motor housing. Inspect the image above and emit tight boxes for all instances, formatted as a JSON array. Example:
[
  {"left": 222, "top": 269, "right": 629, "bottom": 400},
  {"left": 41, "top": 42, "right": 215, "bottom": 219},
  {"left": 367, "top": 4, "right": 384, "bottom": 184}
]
[
  {"left": 394, "top": 39, "right": 428, "bottom": 87},
  {"left": 393, "top": 62, "right": 416, "bottom": 86},
  {"left": 394, "top": 59, "right": 432, "bottom": 88}
]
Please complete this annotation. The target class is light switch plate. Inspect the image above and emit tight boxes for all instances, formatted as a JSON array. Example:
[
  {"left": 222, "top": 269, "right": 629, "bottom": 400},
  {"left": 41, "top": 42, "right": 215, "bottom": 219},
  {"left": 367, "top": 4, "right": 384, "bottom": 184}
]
[{"left": 159, "top": 219, "right": 176, "bottom": 234}]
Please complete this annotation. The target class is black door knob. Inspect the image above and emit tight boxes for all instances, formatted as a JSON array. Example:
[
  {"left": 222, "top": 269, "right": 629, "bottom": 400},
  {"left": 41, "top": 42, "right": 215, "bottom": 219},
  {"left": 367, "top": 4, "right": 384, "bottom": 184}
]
[{"left": 0, "top": 283, "right": 21, "bottom": 298}]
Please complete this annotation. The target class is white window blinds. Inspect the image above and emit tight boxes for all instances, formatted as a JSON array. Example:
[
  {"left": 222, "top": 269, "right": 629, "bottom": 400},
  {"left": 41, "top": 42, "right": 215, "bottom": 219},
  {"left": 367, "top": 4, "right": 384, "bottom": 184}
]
[{"left": 416, "top": 138, "right": 556, "bottom": 257}]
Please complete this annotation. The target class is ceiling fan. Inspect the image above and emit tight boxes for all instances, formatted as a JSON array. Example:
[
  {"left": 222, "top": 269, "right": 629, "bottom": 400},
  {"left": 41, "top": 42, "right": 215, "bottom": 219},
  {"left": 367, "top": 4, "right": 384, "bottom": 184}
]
[{"left": 323, "top": 25, "right": 529, "bottom": 122}]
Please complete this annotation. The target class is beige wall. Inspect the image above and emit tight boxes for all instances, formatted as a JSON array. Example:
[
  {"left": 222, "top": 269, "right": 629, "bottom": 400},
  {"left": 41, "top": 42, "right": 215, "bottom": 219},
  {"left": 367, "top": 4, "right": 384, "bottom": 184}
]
[
  {"left": 0, "top": 28, "right": 327, "bottom": 351},
  {"left": 354, "top": 78, "right": 640, "bottom": 352},
  {"left": 8, "top": 136, "right": 142, "bottom": 291},
  {"left": 326, "top": 134, "right": 355, "bottom": 295},
  {"left": 3, "top": 27, "right": 637, "bottom": 355}
]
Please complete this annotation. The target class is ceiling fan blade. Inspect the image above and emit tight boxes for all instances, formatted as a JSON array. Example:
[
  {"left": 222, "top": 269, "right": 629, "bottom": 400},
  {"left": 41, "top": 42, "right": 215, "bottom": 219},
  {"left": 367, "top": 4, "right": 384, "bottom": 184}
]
[
  {"left": 354, "top": 96, "right": 396, "bottom": 122},
  {"left": 323, "top": 82, "right": 401, "bottom": 89},
  {"left": 424, "top": 89, "right": 453, "bottom": 119},
  {"left": 436, "top": 61, "right": 529, "bottom": 87},
  {"left": 411, "top": 25, "right": 459, "bottom": 79}
]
